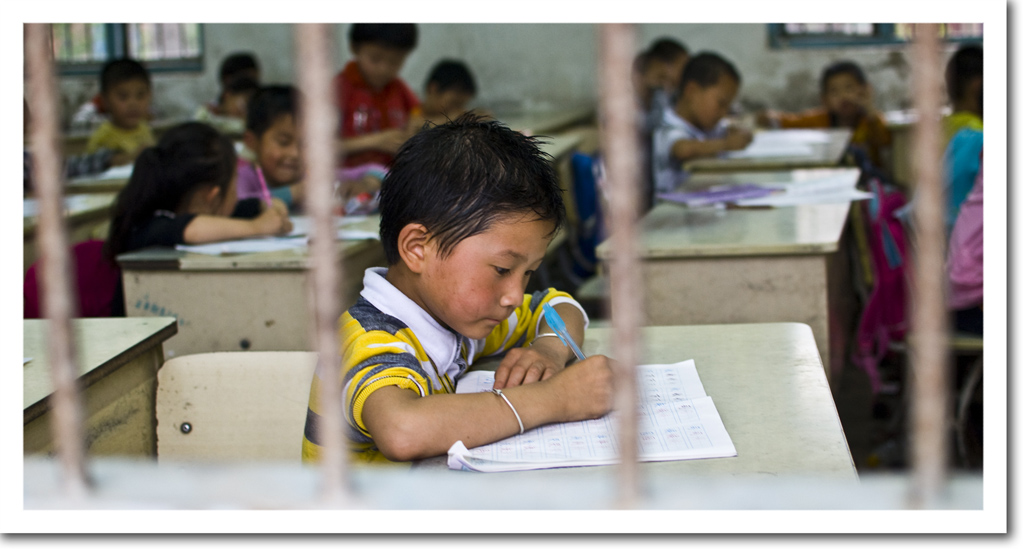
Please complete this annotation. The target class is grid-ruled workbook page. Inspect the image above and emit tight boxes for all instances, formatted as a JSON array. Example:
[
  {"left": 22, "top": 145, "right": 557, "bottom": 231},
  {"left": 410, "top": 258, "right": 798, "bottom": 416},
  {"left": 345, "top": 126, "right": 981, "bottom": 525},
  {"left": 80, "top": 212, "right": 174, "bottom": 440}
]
[{"left": 448, "top": 360, "right": 736, "bottom": 472}]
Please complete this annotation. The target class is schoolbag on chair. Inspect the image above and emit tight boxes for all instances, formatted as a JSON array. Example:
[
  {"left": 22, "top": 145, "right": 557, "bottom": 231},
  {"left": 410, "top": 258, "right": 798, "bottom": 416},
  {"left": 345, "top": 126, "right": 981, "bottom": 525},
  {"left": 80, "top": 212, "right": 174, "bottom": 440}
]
[{"left": 24, "top": 239, "right": 121, "bottom": 318}]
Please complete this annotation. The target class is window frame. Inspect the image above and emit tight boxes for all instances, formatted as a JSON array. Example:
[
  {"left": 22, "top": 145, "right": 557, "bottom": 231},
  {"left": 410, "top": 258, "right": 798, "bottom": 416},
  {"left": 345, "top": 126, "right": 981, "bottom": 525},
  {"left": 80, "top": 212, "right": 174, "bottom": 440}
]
[
  {"left": 767, "top": 23, "right": 982, "bottom": 49},
  {"left": 53, "top": 23, "right": 205, "bottom": 76}
]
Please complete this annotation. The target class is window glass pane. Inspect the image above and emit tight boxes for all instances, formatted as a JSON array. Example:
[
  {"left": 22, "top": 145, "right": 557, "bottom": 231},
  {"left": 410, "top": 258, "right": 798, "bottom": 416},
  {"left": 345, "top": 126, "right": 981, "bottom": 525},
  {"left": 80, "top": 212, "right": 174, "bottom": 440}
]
[
  {"left": 53, "top": 23, "right": 108, "bottom": 63},
  {"left": 127, "top": 23, "right": 201, "bottom": 61}
]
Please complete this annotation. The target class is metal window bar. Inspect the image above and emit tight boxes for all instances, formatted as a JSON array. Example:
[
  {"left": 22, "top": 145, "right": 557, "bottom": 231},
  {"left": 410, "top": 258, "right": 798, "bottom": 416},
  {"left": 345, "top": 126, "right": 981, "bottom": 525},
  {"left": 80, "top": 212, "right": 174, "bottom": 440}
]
[
  {"left": 598, "top": 23, "right": 642, "bottom": 508},
  {"left": 907, "top": 22, "right": 950, "bottom": 509},
  {"left": 294, "top": 23, "right": 351, "bottom": 505},
  {"left": 25, "top": 23, "right": 90, "bottom": 497}
]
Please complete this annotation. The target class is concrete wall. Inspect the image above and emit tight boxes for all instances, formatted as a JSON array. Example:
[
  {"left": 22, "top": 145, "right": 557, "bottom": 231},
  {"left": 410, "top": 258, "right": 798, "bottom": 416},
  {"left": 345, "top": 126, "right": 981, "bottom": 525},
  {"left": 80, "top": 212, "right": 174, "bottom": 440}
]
[{"left": 52, "top": 23, "right": 964, "bottom": 128}]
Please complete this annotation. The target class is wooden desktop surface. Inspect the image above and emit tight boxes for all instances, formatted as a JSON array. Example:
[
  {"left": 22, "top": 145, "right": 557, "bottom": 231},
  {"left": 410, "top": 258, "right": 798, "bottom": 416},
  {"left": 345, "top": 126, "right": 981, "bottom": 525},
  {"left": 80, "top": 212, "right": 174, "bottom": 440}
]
[{"left": 684, "top": 128, "right": 852, "bottom": 172}]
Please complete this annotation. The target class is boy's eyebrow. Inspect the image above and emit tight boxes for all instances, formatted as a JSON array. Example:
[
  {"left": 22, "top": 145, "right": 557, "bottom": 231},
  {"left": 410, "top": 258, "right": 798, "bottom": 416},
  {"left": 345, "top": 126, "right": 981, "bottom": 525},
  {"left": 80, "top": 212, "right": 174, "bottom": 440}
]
[{"left": 497, "top": 250, "right": 527, "bottom": 262}]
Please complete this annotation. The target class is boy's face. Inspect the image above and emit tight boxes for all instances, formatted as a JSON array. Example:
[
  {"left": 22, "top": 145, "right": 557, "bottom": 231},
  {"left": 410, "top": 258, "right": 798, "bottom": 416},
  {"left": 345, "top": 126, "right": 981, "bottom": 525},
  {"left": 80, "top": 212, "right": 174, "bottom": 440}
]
[
  {"left": 249, "top": 114, "right": 303, "bottom": 186},
  {"left": 222, "top": 90, "right": 253, "bottom": 120},
  {"left": 352, "top": 42, "right": 410, "bottom": 91},
  {"left": 682, "top": 74, "right": 739, "bottom": 132},
  {"left": 426, "top": 84, "right": 474, "bottom": 118},
  {"left": 416, "top": 215, "right": 555, "bottom": 340},
  {"left": 103, "top": 79, "right": 151, "bottom": 130},
  {"left": 822, "top": 72, "right": 869, "bottom": 121},
  {"left": 644, "top": 55, "right": 689, "bottom": 94}
]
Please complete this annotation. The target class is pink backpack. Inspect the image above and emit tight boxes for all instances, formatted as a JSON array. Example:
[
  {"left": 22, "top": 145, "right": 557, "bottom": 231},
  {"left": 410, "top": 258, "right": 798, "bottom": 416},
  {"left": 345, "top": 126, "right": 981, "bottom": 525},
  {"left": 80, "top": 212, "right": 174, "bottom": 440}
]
[
  {"left": 24, "top": 239, "right": 121, "bottom": 318},
  {"left": 851, "top": 178, "right": 910, "bottom": 393}
]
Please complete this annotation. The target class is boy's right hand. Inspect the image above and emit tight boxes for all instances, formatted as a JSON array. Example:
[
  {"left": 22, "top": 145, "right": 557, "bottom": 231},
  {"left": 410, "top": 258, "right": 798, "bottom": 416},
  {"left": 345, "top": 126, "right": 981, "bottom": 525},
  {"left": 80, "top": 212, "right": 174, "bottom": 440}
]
[
  {"left": 251, "top": 204, "right": 292, "bottom": 235},
  {"left": 548, "top": 355, "right": 615, "bottom": 422},
  {"left": 376, "top": 128, "right": 410, "bottom": 154},
  {"left": 723, "top": 127, "right": 754, "bottom": 151}
]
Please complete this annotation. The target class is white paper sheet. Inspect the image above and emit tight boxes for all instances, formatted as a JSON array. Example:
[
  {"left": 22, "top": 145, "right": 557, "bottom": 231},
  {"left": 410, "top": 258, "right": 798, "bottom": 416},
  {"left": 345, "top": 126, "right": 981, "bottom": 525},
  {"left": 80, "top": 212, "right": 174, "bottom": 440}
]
[
  {"left": 69, "top": 163, "right": 134, "bottom": 183},
  {"left": 447, "top": 360, "right": 737, "bottom": 472}
]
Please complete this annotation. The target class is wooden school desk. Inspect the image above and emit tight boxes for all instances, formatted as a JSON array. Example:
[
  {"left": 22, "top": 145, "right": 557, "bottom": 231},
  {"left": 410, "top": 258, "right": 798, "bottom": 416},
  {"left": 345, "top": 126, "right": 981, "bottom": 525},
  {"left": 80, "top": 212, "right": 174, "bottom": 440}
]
[
  {"left": 23, "top": 192, "right": 117, "bottom": 275},
  {"left": 23, "top": 316, "right": 178, "bottom": 457},
  {"left": 495, "top": 105, "right": 595, "bottom": 135},
  {"left": 116, "top": 215, "right": 385, "bottom": 358},
  {"left": 596, "top": 168, "right": 859, "bottom": 384},
  {"left": 684, "top": 128, "right": 852, "bottom": 173},
  {"left": 413, "top": 322, "right": 857, "bottom": 484}
]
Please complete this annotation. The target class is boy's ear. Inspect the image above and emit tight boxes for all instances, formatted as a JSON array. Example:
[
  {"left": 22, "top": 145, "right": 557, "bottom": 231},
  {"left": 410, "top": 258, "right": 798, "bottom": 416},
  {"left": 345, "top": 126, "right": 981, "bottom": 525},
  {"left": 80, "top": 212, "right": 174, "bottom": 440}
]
[
  {"left": 395, "top": 223, "right": 431, "bottom": 274},
  {"left": 242, "top": 130, "right": 259, "bottom": 153}
]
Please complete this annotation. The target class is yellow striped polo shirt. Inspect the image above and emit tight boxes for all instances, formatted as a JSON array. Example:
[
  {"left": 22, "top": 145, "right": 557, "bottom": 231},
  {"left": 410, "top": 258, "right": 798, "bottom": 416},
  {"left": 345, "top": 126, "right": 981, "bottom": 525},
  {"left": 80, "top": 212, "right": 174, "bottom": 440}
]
[{"left": 301, "top": 267, "right": 587, "bottom": 464}]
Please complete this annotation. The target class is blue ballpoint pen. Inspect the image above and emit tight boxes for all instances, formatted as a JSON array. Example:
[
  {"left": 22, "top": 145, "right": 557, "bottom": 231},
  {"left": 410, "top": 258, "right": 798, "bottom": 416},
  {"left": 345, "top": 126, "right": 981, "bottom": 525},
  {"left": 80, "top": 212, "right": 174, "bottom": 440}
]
[{"left": 541, "top": 303, "right": 587, "bottom": 361}]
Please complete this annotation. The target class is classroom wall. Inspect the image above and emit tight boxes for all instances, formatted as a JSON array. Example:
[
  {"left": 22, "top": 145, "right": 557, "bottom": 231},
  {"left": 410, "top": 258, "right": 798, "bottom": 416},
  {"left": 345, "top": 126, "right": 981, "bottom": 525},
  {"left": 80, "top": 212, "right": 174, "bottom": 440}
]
[{"left": 51, "top": 23, "right": 966, "bottom": 129}]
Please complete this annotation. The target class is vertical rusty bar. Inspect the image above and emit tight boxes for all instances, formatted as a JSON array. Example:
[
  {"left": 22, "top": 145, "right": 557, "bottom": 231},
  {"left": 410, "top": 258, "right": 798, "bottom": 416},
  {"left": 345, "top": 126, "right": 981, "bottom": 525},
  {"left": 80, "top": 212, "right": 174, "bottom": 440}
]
[
  {"left": 25, "top": 23, "right": 90, "bottom": 495},
  {"left": 598, "top": 23, "right": 642, "bottom": 508},
  {"left": 294, "top": 23, "right": 349, "bottom": 503},
  {"left": 907, "top": 23, "right": 949, "bottom": 509}
]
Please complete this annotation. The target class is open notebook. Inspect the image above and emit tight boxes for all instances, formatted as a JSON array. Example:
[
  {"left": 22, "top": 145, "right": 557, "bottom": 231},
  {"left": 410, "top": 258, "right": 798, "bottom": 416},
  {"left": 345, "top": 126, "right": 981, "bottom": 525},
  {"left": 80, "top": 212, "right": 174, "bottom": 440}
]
[{"left": 447, "top": 359, "right": 736, "bottom": 472}]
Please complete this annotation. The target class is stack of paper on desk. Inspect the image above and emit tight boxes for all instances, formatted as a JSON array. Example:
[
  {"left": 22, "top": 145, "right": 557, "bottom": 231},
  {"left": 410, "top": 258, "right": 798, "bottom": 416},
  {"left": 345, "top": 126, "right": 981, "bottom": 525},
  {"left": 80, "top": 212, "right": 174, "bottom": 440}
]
[
  {"left": 658, "top": 184, "right": 775, "bottom": 207},
  {"left": 447, "top": 359, "right": 736, "bottom": 472},
  {"left": 175, "top": 215, "right": 379, "bottom": 255}
]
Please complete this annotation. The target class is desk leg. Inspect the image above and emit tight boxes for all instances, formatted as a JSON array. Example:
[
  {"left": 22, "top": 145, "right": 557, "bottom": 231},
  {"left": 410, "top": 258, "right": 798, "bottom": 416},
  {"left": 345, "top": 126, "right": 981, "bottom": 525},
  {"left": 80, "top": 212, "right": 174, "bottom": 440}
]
[{"left": 24, "top": 345, "right": 163, "bottom": 457}]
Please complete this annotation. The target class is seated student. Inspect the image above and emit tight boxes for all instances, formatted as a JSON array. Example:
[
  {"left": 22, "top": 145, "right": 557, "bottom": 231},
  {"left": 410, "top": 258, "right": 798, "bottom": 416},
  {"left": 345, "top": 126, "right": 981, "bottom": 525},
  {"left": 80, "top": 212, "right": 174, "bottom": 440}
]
[
  {"left": 86, "top": 58, "right": 156, "bottom": 166},
  {"left": 301, "top": 114, "right": 615, "bottom": 464},
  {"left": 943, "top": 44, "right": 983, "bottom": 232},
  {"left": 651, "top": 52, "right": 752, "bottom": 194},
  {"left": 104, "top": 122, "right": 292, "bottom": 315},
  {"left": 943, "top": 44, "right": 983, "bottom": 147},
  {"left": 757, "top": 60, "right": 892, "bottom": 173},
  {"left": 334, "top": 23, "right": 423, "bottom": 169},
  {"left": 195, "top": 76, "right": 260, "bottom": 135},
  {"left": 238, "top": 85, "right": 385, "bottom": 213},
  {"left": 947, "top": 155, "right": 983, "bottom": 335},
  {"left": 637, "top": 37, "right": 690, "bottom": 124},
  {"left": 421, "top": 59, "right": 478, "bottom": 124}
]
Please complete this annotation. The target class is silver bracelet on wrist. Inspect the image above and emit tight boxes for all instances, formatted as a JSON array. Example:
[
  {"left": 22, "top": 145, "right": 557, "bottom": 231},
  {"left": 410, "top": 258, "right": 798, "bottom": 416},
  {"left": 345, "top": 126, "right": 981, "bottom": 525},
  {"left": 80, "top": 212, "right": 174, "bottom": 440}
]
[{"left": 491, "top": 388, "right": 524, "bottom": 435}]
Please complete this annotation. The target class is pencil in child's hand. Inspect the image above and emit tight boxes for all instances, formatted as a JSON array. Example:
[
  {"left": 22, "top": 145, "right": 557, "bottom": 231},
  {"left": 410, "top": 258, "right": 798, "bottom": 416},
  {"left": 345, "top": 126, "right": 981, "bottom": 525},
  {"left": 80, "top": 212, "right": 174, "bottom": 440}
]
[{"left": 255, "top": 166, "right": 273, "bottom": 207}]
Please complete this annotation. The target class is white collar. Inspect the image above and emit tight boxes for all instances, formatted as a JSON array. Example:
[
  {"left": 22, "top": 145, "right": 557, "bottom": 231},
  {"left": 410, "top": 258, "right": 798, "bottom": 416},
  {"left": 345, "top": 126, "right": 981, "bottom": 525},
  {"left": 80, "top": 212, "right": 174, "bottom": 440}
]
[
  {"left": 359, "top": 267, "right": 462, "bottom": 374},
  {"left": 662, "top": 108, "right": 722, "bottom": 140}
]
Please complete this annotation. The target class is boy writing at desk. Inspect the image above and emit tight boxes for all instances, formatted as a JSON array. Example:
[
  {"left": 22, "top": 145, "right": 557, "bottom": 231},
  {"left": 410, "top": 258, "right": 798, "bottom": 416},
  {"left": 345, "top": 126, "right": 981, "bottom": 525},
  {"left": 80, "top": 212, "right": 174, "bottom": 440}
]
[
  {"left": 651, "top": 52, "right": 752, "bottom": 194},
  {"left": 302, "top": 114, "right": 614, "bottom": 464}
]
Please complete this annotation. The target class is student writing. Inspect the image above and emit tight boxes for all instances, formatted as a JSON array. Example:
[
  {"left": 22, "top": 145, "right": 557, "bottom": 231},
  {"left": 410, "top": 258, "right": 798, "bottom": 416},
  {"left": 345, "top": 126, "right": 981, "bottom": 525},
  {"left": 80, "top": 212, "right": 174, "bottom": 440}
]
[
  {"left": 86, "top": 58, "right": 156, "bottom": 166},
  {"left": 301, "top": 114, "right": 614, "bottom": 464},
  {"left": 651, "top": 52, "right": 752, "bottom": 193},
  {"left": 104, "top": 122, "right": 292, "bottom": 314},
  {"left": 334, "top": 23, "right": 423, "bottom": 169}
]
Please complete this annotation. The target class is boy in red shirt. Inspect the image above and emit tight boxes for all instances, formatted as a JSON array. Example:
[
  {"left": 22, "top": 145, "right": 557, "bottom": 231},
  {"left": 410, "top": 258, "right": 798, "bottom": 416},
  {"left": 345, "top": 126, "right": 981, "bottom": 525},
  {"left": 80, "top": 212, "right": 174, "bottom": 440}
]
[{"left": 335, "top": 23, "right": 423, "bottom": 168}]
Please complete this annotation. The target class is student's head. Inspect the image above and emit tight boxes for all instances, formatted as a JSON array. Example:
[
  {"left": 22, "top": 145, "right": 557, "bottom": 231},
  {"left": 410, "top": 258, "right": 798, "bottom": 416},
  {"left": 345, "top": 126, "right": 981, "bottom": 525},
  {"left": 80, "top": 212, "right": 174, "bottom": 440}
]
[
  {"left": 244, "top": 85, "right": 302, "bottom": 186},
  {"left": 819, "top": 61, "right": 870, "bottom": 122},
  {"left": 220, "top": 76, "right": 260, "bottom": 120},
  {"left": 219, "top": 52, "right": 260, "bottom": 88},
  {"left": 379, "top": 113, "right": 566, "bottom": 338},
  {"left": 99, "top": 58, "right": 152, "bottom": 130},
  {"left": 677, "top": 52, "right": 741, "bottom": 132},
  {"left": 348, "top": 23, "right": 418, "bottom": 91},
  {"left": 946, "top": 43, "right": 983, "bottom": 115},
  {"left": 645, "top": 38, "right": 690, "bottom": 93},
  {"left": 423, "top": 59, "right": 477, "bottom": 118},
  {"left": 105, "top": 122, "right": 238, "bottom": 260}
]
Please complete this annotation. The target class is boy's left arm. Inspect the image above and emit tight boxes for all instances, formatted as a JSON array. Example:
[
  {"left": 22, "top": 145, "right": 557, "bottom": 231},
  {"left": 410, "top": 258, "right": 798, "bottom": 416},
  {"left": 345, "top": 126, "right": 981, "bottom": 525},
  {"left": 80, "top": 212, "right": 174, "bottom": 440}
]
[{"left": 493, "top": 301, "right": 585, "bottom": 390}]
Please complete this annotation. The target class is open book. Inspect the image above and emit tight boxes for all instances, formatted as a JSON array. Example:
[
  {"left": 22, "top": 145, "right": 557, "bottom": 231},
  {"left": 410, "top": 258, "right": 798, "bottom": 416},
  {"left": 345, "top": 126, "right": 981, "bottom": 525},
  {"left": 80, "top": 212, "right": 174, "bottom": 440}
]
[{"left": 447, "top": 359, "right": 736, "bottom": 472}]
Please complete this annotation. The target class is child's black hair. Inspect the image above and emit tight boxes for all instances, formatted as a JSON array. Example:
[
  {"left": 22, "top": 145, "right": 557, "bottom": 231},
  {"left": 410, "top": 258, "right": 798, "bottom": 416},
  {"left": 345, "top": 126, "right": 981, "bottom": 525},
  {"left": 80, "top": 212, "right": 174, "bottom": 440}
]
[
  {"left": 946, "top": 43, "right": 983, "bottom": 102},
  {"left": 820, "top": 60, "right": 867, "bottom": 94},
  {"left": 104, "top": 122, "right": 237, "bottom": 261},
  {"left": 646, "top": 38, "right": 688, "bottom": 63},
  {"left": 349, "top": 23, "right": 418, "bottom": 51},
  {"left": 100, "top": 58, "right": 150, "bottom": 94},
  {"left": 246, "top": 85, "right": 299, "bottom": 137},
  {"left": 224, "top": 76, "right": 260, "bottom": 97},
  {"left": 219, "top": 52, "right": 260, "bottom": 83},
  {"left": 379, "top": 113, "right": 565, "bottom": 265},
  {"left": 678, "top": 52, "right": 740, "bottom": 94},
  {"left": 425, "top": 59, "right": 477, "bottom": 96}
]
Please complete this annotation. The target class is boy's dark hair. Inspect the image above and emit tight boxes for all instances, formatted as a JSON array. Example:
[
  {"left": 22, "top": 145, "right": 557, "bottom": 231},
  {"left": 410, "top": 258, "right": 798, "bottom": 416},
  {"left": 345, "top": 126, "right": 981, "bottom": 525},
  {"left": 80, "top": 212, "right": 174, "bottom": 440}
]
[
  {"left": 225, "top": 75, "right": 260, "bottom": 96},
  {"left": 379, "top": 113, "right": 565, "bottom": 265},
  {"left": 105, "top": 122, "right": 237, "bottom": 261},
  {"left": 349, "top": 23, "right": 418, "bottom": 51},
  {"left": 425, "top": 59, "right": 477, "bottom": 95},
  {"left": 679, "top": 52, "right": 741, "bottom": 93},
  {"left": 820, "top": 60, "right": 867, "bottom": 93},
  {"left": 646, "top": 38, "right": 688, "bottom": 63},
  {"left": 100, "top": 58, "right": 150, "bottom": 94},
  {"left": 246, "top": 85, "right": 299, "bottom": 137},
  {"left": 219, "top": 52, "right": 259, "bottom": 83},
  {"left": 946, "top": 43, "right": 983, "bottom": 101}
]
